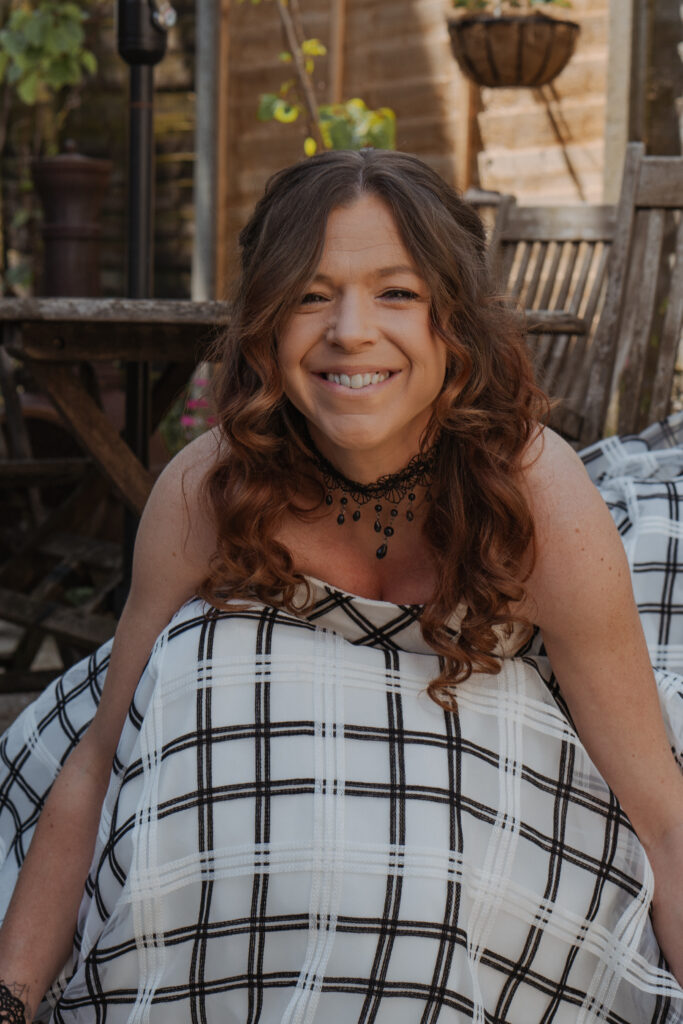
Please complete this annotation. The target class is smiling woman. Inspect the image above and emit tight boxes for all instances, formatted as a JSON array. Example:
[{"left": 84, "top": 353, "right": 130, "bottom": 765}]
[
  {"left": 276, "top": 196, "right": 448, "bottom": 477},
  {"left": 0, "top": 150, "right": 682, "bottom": 1023}
]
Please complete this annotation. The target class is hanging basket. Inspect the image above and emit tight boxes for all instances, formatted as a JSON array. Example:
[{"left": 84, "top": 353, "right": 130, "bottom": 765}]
[{"left": 446, "top": 12, "right": 580, "bottom": 88}]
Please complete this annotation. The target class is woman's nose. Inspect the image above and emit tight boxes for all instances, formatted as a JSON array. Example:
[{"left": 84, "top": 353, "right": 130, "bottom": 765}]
[{"left": 330, "top": 292, "right": 377, "bottom": 347}]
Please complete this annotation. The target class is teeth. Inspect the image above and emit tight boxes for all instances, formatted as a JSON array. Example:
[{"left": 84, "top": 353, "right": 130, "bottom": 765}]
[{"left": 325, "top": 371, "right": 390, "bottom": 388}]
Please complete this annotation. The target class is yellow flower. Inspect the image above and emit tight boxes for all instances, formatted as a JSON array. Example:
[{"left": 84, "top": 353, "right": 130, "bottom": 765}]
[
  {"left": 301, "top": 38, "right": 327, "bottom": 56},
  {"left": 273, "top": 100, "right": 300, "bottom": 123},
  {"left": 304, "top": 136, "right": 317, "bottom": 156}
]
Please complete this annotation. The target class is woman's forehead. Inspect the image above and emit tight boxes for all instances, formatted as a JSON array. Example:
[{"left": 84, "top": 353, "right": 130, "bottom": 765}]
[{"left": 316, "top": 196, "right": 419, "bottom": 273}]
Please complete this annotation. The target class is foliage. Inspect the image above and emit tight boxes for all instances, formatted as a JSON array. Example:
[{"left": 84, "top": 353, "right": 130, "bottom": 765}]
[
  {"left": 0, "top": 0, "right": 97, "bottom": 152},
  {"left": 259, "top": 70, "right": 396, "bottom": 153},
  {"left": 243, "top": 0, "right": 395, "bottom": 154}
]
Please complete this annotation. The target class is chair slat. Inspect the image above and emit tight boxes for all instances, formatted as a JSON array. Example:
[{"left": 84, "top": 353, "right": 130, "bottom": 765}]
[
  {"left": 617, "top": 209, "right": 666, "bottom": 434},
  {"left": 581, "top": 143, "right": 643, "bottom": 443},
  {"left": 523, "top": 241, "right": 548, "bottom": 309},
  {"left": 650, "top": 214, "right": 683, "bottom": 420},
  {"left": 510, "top": 241, "right": 534, "bottom": 301}
]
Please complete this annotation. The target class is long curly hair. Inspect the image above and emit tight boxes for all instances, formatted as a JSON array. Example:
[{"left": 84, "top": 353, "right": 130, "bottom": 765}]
[{"left": 199, "top": 149, "right": 549, "bottom": 709}]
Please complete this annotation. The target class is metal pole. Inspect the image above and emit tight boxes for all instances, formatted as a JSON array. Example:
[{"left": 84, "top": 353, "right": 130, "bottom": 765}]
[{"left": 117, "top": 0, "right": 175, "bottom": 601}]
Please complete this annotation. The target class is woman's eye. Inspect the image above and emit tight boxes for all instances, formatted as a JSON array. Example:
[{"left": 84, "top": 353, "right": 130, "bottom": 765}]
[
  {"left": 300, "top": 292, "right": 328, "bottom": 305},
  {"left": 381, "top": 288, "right": 419, "bottom": 300}
]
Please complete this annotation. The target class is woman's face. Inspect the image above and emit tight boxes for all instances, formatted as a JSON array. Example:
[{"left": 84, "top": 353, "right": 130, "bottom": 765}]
[{"left": 277, "top": 194, "right": 448, "bottom": 481}]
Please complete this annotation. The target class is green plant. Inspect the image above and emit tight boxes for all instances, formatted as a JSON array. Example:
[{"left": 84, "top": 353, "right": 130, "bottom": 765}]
[
  {"left": 0, "top": 0, "right": 98, "bottom": 294},
  {"left": 0, "top": 0, "right": 97, "bottom": 154},
  {"left": 243, "top": 0, "right": 395, "bottom": 154}
]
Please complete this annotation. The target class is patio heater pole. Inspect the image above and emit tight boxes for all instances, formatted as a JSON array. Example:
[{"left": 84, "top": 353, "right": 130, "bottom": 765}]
[{"left": 117, "top": 0, "right": 176, "bottom": 594}]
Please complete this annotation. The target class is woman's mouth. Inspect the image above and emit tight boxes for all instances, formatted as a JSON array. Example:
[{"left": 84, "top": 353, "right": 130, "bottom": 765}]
[{"left": 323, "top": 371, "right": 391, "bottom": 389}]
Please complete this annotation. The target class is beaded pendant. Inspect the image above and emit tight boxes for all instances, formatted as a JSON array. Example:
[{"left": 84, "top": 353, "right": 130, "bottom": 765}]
[{"left": 313, "top": 445, "right": 438, "bottom": 559}]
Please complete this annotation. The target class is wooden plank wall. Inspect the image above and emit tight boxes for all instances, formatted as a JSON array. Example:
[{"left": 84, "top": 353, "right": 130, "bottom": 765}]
[
  {"left": 476, "top": 0, "right": 609, "bottom": 204},
  {"left": 217, "top": 0, "right": 610, "bottom": 285},
  {"left": 1, "top": 0, "right": 610, "bottom": 301}
]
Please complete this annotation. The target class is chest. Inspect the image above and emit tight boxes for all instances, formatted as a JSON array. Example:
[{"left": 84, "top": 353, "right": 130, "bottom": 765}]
[{"left": 276, "top": 511, "right": 439, "bottom": 604}]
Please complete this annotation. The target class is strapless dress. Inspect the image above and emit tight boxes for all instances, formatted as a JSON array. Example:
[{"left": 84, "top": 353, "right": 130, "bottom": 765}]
[{"left": 1, "top": 417, "right": 683, "bottom": 1023}]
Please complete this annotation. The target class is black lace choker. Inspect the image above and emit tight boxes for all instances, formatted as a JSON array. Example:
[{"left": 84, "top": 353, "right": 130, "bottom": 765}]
[{"left": 309, "top": 443, "right": 438, "bottom": 559}]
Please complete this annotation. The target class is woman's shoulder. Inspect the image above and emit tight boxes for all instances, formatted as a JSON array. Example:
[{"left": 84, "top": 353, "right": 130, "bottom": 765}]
[
  {"left": 134, "top": 428, "right": 227, "bottom": 581},
  {"left": 520, "top": 425, "right": 597, "bottom": 522},
  {"left": 159, "top": 426, "right": 227, "bottom": 489},
  {"left": 518, "top": 425, "right": 630, "bottom": 627}
]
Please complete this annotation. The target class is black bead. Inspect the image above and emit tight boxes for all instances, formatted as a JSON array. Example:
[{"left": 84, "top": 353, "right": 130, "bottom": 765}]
[
  {"left": 352, "top": 510, "right": 361, "bottom": 521},
  {"left": 375, "top": 503, "right": 383, "bottom": 513},
  {"left": 406, "top": 509, "right": 414, "bottom": 521},
  {"left": 376, "top": 543, "right": 388, "bottom": 559},
  {"left": 325, "top": 494, "right": 333, "bottom": 505},
  {"left": 374, "top": 519, "right": 382, "bottom": 533},
  {"left": 390, "top": 508, "right": 398, "bottom": 518},
  {"left": 337, "top": 513, "right": 345, "bottom": 525},
  {"left": 384, "top": 525, "right": 394, "bottom": 537},
  {"left": 340, "top": 496, "right": 348, "bottom": 505},
  {"left": 408, "top": 493, "right": 416, "bottom": 502}
]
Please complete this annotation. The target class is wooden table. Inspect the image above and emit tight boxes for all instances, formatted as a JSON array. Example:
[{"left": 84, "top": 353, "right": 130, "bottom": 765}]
[{"left": 0, "top": 298, "right": 229, "bottom": 690}]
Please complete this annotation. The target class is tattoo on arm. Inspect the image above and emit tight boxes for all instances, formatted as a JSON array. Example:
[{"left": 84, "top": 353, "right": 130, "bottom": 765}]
[{"left": 0, "top": 981, "right": 29, "bottom": 1024}]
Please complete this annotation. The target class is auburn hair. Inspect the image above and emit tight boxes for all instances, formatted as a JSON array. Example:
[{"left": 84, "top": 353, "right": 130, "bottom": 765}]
[{"left": 199, "top": 148, "right": 549, "bottom": 709}]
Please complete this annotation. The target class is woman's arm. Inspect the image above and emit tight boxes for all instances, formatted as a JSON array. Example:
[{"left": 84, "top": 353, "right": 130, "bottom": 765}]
[
  {"left": 521, "top": 429, "right": 683, "bottom": 982},
  {"left": 0, "top": 430, "right": 220, "bottom": 1021}
]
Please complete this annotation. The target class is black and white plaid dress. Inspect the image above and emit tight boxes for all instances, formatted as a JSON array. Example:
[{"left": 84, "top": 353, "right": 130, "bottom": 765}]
[{"left": 2, "top": 418, "right": 683, "bottom": 1023}]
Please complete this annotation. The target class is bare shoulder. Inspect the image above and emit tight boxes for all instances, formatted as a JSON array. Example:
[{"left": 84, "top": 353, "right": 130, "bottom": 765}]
[
  {"left": 518, "top": 427, "right": 632, "bottom": 631},
  {"left": 520, "top": 426, "right": 605, "bottom": 536},
  {"left": 131, "top": 428, "right": 226, "bottom": 601}
]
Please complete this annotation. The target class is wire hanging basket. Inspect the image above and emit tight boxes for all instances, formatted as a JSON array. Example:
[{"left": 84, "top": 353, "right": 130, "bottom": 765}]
[{"left": 446, "top": 11, "right": 580, "bottom": 88}]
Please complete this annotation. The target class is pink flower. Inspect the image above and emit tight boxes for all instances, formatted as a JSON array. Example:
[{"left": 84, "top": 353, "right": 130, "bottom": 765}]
[
  {"left": 186, "top": 397, "right": 209, "bottom": 410},
  {"left": 180, "top": 414, "right": 196, "bottom": 427},
  {"left": 193, "top": 378, "right": 209, "bottom": 388},
  {"left": 207, "top": 415, "right": 217, "bottom": 426}
]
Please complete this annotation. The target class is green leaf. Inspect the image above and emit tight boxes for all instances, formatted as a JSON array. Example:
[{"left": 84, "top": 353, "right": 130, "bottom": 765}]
[
  {"left": 44, "top": 53, "right": 82, "bottom": 88},
  {"left": 51, "top": 17, "right": 84, "bottom": 55},
  {"left": 327, "top": 115, "right": 353, "bottom": 150},
  {"left": 278, "top": 51, "right": 292, "bottom": 63},
  {"left": 17, "top": 69, "right": 39, "bottom": 104},
  {"left": 0, "top": 52, "right": 8, "bottom": 81},
  {"left": 367, "top": 109, "right": 396, "bottom": 150},
  {"left": 6, "top": 63, "right": 23, "bottom": 85},
  {"left": 60, "top": 2, "right": 88, "bottom": 21},
  {"left": 24, "top": 10, "right": 51, "bottom": 48},
  {"left": 257, "top": 92, "right": 279, "bottom": 120},
  {"left": 80, "top": 48, "right": 97, "bottom": 74},
  {"left": 1, "top": 30, "right": 27, "bottom": 59}
]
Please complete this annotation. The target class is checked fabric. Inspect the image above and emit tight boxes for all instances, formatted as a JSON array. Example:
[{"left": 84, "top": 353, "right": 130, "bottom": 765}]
[{"left": 1, "top": 420, "right": 683, "bottom": 1022}]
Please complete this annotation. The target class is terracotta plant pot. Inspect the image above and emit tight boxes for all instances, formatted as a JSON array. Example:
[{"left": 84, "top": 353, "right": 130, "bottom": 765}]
[
  {"left": 31, "top": 142, "right": 112, "bottom": 297},
  {"left": 446, "top": 12, "right": 580, "bottom": 88}
]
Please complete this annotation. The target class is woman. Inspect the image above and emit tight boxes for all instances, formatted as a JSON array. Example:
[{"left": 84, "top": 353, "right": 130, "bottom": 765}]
[{"left": 0, "top": 149, "right": 681, "bottom": 1022}]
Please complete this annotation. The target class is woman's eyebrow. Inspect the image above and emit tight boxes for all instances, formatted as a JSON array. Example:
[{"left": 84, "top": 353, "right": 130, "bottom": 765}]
[
  {"left": 376, "top": 264, "right": 422, "bottom": 278},
  {"left": 311, "top": 265, "right": 422, "bottom": 284}
]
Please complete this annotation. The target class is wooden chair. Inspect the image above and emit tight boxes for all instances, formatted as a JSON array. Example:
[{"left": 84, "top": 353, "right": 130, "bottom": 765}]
[
  {"left": 487, "top": 195, "right": 616, "bottom": 443},
  {"left": 583, "top": 142, "right": 683, "bottom": 442},
  {"left": 487, "top": 142, "right": 683, "bottom": 446}
]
